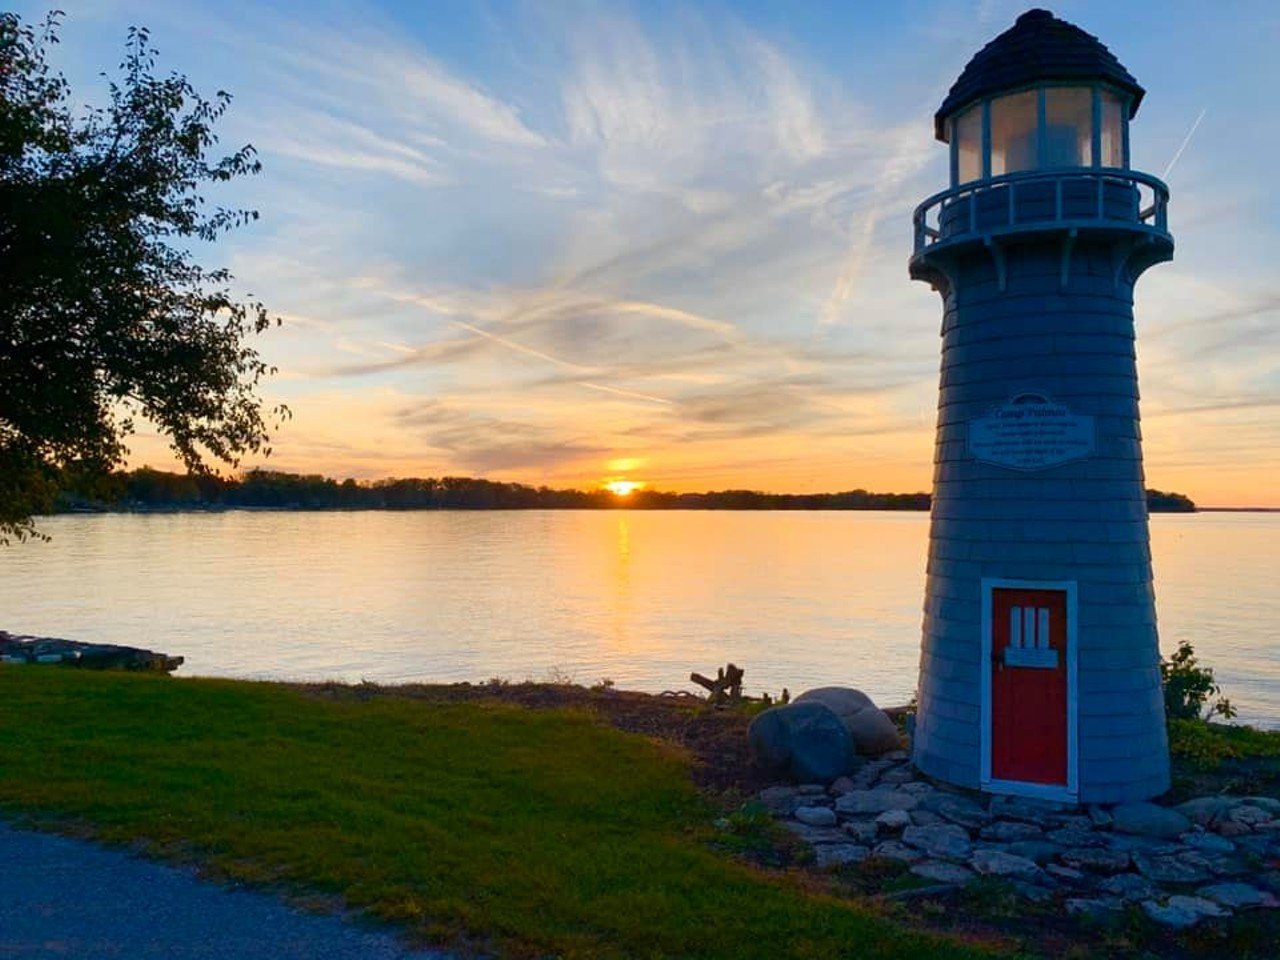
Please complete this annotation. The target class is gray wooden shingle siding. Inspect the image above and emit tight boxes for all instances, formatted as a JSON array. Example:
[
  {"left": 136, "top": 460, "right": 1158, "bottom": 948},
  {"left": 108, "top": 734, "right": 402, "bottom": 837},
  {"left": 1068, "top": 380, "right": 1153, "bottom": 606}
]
[{"left": 912, "top": 224, "right": 1171, "bottom": 804}]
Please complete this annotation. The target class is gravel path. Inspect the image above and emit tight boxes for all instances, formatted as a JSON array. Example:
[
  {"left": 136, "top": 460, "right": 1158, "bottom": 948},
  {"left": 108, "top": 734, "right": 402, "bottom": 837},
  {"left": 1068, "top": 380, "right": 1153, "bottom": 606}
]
[{"left": 0, "top": 823, "right": 451, "bottom": 959}]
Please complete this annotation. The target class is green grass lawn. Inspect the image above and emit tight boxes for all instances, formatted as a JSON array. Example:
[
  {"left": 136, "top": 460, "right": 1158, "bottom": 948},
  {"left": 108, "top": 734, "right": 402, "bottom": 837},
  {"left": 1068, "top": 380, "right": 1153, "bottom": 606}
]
[{"left": 0, "top": 669, "right": 998, "bottom": 960}]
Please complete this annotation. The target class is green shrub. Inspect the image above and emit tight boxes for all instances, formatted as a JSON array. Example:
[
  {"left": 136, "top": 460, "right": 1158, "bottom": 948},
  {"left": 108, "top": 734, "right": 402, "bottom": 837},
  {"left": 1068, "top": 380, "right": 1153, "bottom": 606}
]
[{"left": 1160, "top": 640, "right": 1236, "bottom": 721}]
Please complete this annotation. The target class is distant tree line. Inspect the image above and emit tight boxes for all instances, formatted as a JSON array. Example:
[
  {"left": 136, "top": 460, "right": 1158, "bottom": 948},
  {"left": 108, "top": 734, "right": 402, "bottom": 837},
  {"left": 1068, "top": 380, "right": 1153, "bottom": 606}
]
[{"left": 47, "top": 467, "right": 1197, "bottom": 513}]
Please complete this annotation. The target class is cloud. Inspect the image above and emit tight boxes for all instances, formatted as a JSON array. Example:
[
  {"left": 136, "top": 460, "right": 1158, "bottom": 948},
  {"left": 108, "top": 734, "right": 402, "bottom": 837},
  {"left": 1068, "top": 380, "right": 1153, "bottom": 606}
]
[{"left": 394, "top": 400, "right": 609, "bottom": 473}]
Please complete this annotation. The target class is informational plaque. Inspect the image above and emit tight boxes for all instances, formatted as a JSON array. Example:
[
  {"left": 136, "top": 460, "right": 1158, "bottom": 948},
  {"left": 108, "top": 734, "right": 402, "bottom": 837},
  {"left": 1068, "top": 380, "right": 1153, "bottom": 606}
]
[{"left": 967, "top": 393, "right": 1095, "bottom": 471}]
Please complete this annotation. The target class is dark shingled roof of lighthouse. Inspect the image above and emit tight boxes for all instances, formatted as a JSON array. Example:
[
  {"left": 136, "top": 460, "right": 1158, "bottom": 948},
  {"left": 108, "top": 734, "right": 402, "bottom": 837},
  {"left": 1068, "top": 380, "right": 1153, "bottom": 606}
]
[{"left": 934, "top": 8, "right": 1144, "bottom": 140}]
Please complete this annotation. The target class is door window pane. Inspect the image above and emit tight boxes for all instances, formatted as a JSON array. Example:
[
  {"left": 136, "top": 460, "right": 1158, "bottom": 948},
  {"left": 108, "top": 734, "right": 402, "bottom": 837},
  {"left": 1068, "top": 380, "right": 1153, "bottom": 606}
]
[
  {"left": 1044, "top": 87, "right": 1091, "bottom": 167},
  {"left": 954, "top": 105, "right": 982, "bottom": 183},
  {"left": 1100, "top": 90, "right": 1125, "bottom": 167},
  {"left": 990, "top": 90, "right": 1038, "bottom": 175}
]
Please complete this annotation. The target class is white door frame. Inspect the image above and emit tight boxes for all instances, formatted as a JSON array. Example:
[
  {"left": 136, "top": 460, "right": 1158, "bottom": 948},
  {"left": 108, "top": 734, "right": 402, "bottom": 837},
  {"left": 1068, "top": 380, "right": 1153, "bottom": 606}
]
[{"left": 980, "top": 577, "right": 1079, "bottom": 803}]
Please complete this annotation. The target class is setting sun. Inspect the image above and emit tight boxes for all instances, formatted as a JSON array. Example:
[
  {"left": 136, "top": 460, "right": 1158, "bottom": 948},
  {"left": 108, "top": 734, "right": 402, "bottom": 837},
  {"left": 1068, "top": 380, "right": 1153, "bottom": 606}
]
[{"left": 603, "top": 479, "right": 644, "bottom": 497}]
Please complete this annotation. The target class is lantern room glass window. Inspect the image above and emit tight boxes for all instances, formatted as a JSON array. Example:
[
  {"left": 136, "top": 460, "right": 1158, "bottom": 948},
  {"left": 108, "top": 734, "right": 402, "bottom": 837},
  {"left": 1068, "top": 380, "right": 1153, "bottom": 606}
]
[
  {"left": 990, "top": 90, "right": 1038, "bottom": 176},
  {"left": 954, "top": 105, "right": 982, "bottom": 183},
  {"left": 1099, "top": 89, "right": 1125, "bottom": 167},
  {"left": 950, "top": 85, "right": 1131, "bottom": 185},
  {"left": 1044, "top": 87, "right": 1092, "bottom": 167}
]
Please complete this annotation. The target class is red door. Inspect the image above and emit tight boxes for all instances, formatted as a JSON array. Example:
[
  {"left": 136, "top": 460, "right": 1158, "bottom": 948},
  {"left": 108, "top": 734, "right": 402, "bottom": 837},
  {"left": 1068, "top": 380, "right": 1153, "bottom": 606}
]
[{"left": 991, "top": 588, "right": 1068, "bottom": 786}]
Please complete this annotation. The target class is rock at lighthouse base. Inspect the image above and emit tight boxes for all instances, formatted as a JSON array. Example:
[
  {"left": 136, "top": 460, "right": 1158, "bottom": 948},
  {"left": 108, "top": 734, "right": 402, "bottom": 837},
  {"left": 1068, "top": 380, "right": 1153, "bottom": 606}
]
[
  {"left": 794, "top": 686, "right": 902, "bottom": 757},
  {"left": 747, "top": 702, "right": 856, "bottom": 783}
]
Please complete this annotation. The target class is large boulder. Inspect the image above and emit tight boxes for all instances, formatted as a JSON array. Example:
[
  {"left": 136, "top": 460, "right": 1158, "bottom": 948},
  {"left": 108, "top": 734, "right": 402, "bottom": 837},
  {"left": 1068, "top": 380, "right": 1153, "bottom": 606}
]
[
  {"left": 794, "top": 686, "right": 901, "bottom": 757},
  {"left": 747, "top": 702, "right": 855, "bottom": 783}
]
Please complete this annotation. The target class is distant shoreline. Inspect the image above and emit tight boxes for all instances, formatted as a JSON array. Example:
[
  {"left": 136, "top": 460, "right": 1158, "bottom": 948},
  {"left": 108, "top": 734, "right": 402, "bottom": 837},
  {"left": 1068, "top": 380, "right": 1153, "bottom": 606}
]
[
  {"left": 49, "top": 467, "right": 1201, "bottom": 514},
  {"left": 1196, "top": 507, "right": 1280, "bottom": 513},
  {"left": 46, "top": 501, "right": 1231, "bottom": 516}
]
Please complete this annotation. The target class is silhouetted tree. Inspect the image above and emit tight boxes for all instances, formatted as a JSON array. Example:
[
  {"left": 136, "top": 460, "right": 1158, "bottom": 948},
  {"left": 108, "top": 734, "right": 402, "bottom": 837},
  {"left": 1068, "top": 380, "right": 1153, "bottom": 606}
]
[{"left": 0, "top": 12, "right": 283, "bottom": 541}]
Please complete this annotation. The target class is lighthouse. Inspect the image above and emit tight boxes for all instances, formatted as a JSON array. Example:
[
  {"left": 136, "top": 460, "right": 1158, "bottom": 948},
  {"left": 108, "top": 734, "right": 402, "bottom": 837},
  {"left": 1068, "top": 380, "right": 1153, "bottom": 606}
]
[{"left": 909, "top": 10, "right": 1173, "bottom": 804}]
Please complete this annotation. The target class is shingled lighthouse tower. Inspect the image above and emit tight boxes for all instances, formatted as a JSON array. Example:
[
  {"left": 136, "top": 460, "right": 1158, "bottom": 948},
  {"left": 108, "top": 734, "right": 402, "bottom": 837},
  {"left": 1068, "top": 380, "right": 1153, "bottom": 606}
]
[{"left": 909, "top": 10, "right": 1173, "bottom": 803}]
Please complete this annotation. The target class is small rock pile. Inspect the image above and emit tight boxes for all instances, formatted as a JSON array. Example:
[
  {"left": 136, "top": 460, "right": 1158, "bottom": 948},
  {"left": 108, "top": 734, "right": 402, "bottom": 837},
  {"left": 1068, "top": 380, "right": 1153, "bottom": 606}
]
[{"left": 758, "top": 755, "right": 1280, "bottom": 929}]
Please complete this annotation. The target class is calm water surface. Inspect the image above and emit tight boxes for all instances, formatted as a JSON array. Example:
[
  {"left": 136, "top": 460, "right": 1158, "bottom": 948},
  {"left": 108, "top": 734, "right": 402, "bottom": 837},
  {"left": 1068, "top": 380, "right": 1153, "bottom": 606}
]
[{"left": 2, "top": 511, "right": 1277, "bottom": 726}]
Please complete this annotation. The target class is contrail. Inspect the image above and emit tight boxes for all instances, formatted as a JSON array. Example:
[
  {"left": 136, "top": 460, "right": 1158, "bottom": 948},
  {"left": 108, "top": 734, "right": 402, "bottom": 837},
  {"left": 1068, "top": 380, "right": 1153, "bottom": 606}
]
[{"left": 1162, "top": 108, "right": 1207, "bottom": 180}]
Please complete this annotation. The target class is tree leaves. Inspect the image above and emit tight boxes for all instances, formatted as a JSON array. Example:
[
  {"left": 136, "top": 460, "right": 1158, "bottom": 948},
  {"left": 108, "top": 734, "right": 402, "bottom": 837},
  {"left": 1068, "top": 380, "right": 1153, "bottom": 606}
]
[{"left": 0, "top": 12, "right": 284, "bottom": 541}]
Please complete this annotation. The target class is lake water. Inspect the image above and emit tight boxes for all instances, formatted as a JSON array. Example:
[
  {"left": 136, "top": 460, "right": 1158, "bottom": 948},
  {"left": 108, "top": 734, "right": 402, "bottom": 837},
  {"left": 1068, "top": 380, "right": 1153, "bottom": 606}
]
[{"left": 2, "top": 511, "right": 1277, "bottom": 727}]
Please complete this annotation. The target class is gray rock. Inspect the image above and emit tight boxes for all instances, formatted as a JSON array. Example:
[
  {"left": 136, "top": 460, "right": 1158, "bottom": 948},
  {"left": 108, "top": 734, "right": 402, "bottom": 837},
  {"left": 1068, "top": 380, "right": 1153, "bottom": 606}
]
[
  {"left": 1180, "top": 831, "right": 1235, "bottom": 854},
  {"left": 835, "top": 789, "right": 919, "bottom": 815},
  {"left": 1175, "top": 796, "right": 1234, "bottom": 826},
  {"left": 1088, "top": 805, "right": 1114, "bottom": 828},
  {"left": 1202, "top": 854, "right": 1251, "bottom": 878},
  {"left": 1134, "top": 851, "right": 1212, "bottom": 885},
  {"left": 879, "top": 766, "right": 916, "bottom": 785},
  {"left": 1213, "top": 818, "right": 1253, "bottom": 837},
  {"left": 1113, "top": 802, "right": 1193, "bottom": 839},
  {"left": 1046, "top": 827, "right": 1108, "bottom": 848},
  {"left": 1225, "top": 803, "right": 1273, "bottom": 826},
  {"left": 1198, "top": 882, "right": 1268, "bottom": 909},
  {"left": 928, "top": 796, "right": 991, "bottom": 830},
  {"left": 780, "top": 821, "right": 846, "bottom": 845},
  {"left": 797, "top": 783, "right": 828, "bottom": 795},
  {"left": 1256, "top": 872, "right": 1280, "bottom": 894},
  {"left": 875, "top": 809, "right": 912, "bottom": 831},
  {"left": 757, "top": 785, "right": 799, "bottom": 815},
  {"left": 747, "top": 708, "right": 794, "bottom": 775},
  {"left": 1238, "top": 833, "right": 1280, "bottom": 857},
  {"left": 873, "top": 840, "right": 923, "bottom": 863},
  {"left": 748, "top": 702, "right": 856, "bottom": 783},
  {"left": 1099, "top": 873, "right": 1158, "bottom": 901},
  {"left": 1170, "top": 894, "right": 1231, "bottom": 917},
  {"left": 1233, "top": 834, "right": 1277, "bottom": 857},
  {"left": 793, "top": 687, "right": 901, "bottom": 757},
  {"left": 902, "top": 824, "right": 973, "bottom": 861},
  {"left": 1142, "top": 898, "right": 1202, "bottom": 928},
  {"left": 970, "top": 849, "right": 1042, "bottom": 878},
  {"left": 910, "top": 860, "right": 974, "bottom": 885},
  {"left": 1045, "top": 864, "right": 1086, "bottom": 882},
  {"left": 843, "top": 820, "right": 879, "bottom": 843},
  {"left": 1007, "top": 840, "right": 1061, "bottom": 865},
  {"left": 900, "top": 781, "right": 935, "bottom": 796},
  {"left": 828, "top": 776, "right": 858, "bottom": 795},
  {"left": 1146, "top": 895, "right": 1231, "bottom": 926},
  {"left": 850, "top": 759, "right": 895, "bottom": 787},
  {"left": 1242, "top": 796, "right": 1280, "bottom": 816},
  {"left": 980, "top": 821, "right": 1043, "bottom": 843},
  {"left": 1013, "top": 882, "right": 1055, "bottom": 903},
  {"left": 910, "top": 810, "right": 943, "bottom": 826},
  {"left": 1105, "top": 833, "right": 1182, "bottom": 855},
  {"left": 794, "top": 806, "right": 837, "bottom": 827},
  {"left": 813, "top": 843, "right": 871, "bottom": 868},
  {"left": 1060, "top": 847, "right": 1131, "bottom": 873},
  {"left": 1050, "top": 814, "right": 1095, "bottom": 831},
  {"left": 988, "top": 795, "right": 1064, "bottom": 825},
  {"left": 1065, "top": 898, "right": 1125, "bottom": 923}
]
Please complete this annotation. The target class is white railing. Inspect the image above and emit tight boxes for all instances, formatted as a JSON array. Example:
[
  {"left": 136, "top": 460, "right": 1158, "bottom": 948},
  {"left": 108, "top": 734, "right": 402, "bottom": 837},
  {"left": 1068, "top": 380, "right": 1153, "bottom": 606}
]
[{"left": 912, "top": 168, "right": 1171, "bottom": 255}]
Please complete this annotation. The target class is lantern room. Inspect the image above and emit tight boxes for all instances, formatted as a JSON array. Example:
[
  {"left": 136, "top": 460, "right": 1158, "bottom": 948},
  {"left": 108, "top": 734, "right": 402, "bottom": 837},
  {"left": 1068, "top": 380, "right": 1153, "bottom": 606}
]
[
  {"left": 936, "top": 9, "right": 1143, "bottom": 186},
  {"left": 946, "top": 84, "right": 1130, "bottom": 184}
]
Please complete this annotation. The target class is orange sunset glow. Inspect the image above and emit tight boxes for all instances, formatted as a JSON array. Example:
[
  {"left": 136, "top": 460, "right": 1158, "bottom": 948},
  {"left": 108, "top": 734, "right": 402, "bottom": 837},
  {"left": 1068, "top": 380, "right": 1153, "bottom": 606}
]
[{"left": 603, "top": 479, "right": 645, "bottom": 497}]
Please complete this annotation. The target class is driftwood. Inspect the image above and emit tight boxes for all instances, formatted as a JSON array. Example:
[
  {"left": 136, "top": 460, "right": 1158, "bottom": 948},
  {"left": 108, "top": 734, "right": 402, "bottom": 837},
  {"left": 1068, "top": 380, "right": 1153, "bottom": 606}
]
[{"left": 689, "top": 663, "right": 745, "bottom": 705}]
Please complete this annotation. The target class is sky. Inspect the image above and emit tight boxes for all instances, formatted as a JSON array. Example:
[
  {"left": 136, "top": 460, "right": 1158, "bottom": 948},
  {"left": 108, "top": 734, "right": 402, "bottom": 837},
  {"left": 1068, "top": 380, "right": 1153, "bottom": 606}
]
[{"left": 17, "top": 1, "right": 1280, "bottom": 506}]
